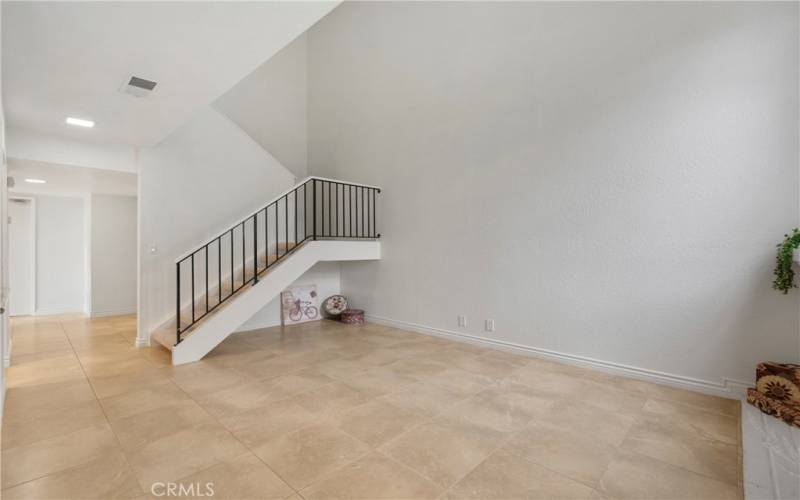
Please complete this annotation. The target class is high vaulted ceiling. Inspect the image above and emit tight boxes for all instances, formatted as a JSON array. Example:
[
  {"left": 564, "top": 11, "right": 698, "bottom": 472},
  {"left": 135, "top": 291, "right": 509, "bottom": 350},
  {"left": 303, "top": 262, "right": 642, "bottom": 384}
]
[{"left": 2, "top": 1, "right": 337, "bottom": 147}]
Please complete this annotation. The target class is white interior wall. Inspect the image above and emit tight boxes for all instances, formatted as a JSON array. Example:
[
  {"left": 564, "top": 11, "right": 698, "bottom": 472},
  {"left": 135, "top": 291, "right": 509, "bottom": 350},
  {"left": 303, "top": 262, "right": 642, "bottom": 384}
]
[
  {"left": 90, "top": 194, "right": 137, "bottom": 316},
  {"left": 30, "top": 194, "right": 86, "bottom": 315},
  {"left": 138, "top": 106, "right": 297, "bottom": 342},
  {"left": 307, "top": 1, "right": 800, "bottom": 396},
  {"left": 1, "top": 0, "right": 8, "bottom": 413},
  {"left": 215, "top": 34, "right": 308, "bottom": 180},
  {"left": 237, "top": 261, "right": 341, "bottom": 331}
]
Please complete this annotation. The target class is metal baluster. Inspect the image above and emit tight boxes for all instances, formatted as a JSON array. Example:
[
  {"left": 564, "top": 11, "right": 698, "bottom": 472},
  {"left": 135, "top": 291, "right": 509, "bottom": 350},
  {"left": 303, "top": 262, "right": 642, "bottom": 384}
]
[
  {"left": 176, "top": 262, "right": 181, "bottom": 344},
  {"left": 361, "top": 187, "right": 365, "bottom": 237},
  {"left": 349, "top": 185, "right": 353, "bottom": 237},
  {"left": 294, "top": 189, "right": 298, "bottom": 247},
  {"left": 335, "top": 183, "right": 339, "bottom": 237},
  {"left": 328, "top": 182, "right": 332, "bottom": 237},
  {"left": 253, "top": 215, "right": 259, "bottom": 284},
  {"left": 264, "top": 205, "right": 269, "bottom": 269},
  {"left": 205, "top": 245, "right": 209, "bottom": 312},
  {"left": 275, "top": 200, "right": 279, "bottom": 257},
  {"left": 191, "top": 254, "right": 195, "bottom": 324},
  {"left": 284, "top": 195, "right": 288, "bottom": 253},
  {"left": 218, "top": 239, "right": 222, "bottom": 304},
  {"left": 230, "top": 230, "right": 234, "bottom": 292},
  {"left": 313, "top": 180, "right": 317, "bottom": 240}
]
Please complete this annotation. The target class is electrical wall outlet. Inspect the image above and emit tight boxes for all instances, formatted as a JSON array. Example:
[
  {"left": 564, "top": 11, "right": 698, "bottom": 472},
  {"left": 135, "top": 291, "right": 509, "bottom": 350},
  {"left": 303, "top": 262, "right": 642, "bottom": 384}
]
[
  {"left": 458, "top": 315, "right": 467, "bottom": 328},
  {"left": 485, "top": 319, "right": 495, "bottom": 332}
]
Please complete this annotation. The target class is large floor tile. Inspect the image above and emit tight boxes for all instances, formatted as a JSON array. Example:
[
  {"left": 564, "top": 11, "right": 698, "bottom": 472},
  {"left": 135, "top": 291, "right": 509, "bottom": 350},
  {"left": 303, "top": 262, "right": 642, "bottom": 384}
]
[
  {"left": 168, "top": 362, "right": 253, "bottom": 396},
  {"left": 192, "top": 370, "right": 334, "bottom": 418},
  {"left": 302, "top": 451, "right": 442, "bottom": 500},
  {"left": 2, "top": 379, "right": 97, "bottom": 420},
  {"left": 620, "top": 412, "right": 739, "bottom": 485},
  {"left": 449, "top": 354, "right": 521, "bottom": 380},
  {"left": 331, "top": 399, "right": 425, "bottom": 447},
  {"left": 124, "top": 422, "right": 247, "bottom": 490},
  {"left": 1, "top": 450, "right": 142, "bottom": 499},
  {"left": 99, "top": 379, "right": 191, "bottom": 420},
  {"left": 1, "top": 423, "right": 120, "bottom": 487},
  {"left": 219, "top": 399, "right": 320, "bottom": 448},
  {"left": 2, "top": 399, "right": 108, "bottom": 449},
  {"left": 502, "top": 421, "right": 617, "bottom": 487},
  {"left": 171, "top": 452, "right": 294, "bottom": 500},
  {"left": 9, "top": 333, "right": 72, "bottom": 357},
  {"left": 6, "top": 352, "right": 85, "bottom": 388},
  {"left": 333, "top": 365, "right": 420, "bottom": 398},
  {"left": 379, "top": 382, "right": 469, "bottom": 418},
  {"left": 253, "top": 424, "right": 372, "bottom": 490},
  {"left": 642, "top": 398, "right": 739, "bottom": 445},
  {"left": 443, "top": 387, "right": 554, "bottom": 433},
  {"left": 107, "top": 400, "right": 215, "bottom": 452},
  {"left": 292, "top": 381, "right": 374, "bottom": 416},
  {"left": 383, "top": 357, "right": 450, "bottom": 378},
  {"left": 537, "top": 399, "right": 638, "bottom": 447},
  {"left": 597, "top": 450, "right": 740, "bottom": 499},
  {"left": 88, "top": 367, "right": 172, "bottom": 399},
  {"left": 424, "top": 367, "right": 496, "bottom": 397},
  {"left": 504, "top": 365, "right": 586, "bottom": 399},
  {"left": 446, "top": 449, "right": 593, "bottom": 500},
  {"left": 381, "top": 414, "right": 509, "bottom": 488}
]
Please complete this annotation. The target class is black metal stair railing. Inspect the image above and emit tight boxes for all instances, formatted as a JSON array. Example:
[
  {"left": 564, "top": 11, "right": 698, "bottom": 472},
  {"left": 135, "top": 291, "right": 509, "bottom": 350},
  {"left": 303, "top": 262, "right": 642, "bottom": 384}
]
[{"left": 174, "top": 177, "right": 381, "bottom": 344}]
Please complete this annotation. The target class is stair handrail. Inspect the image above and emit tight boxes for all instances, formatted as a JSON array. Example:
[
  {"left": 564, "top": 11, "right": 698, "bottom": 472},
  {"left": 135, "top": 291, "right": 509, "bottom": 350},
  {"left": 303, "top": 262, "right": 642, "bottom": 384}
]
[
  {"left": 174, "top": 176, "right": 381, "bottom": 344},
  {"left": 174, "top": 176, "right": 380, "bottom": 264}
]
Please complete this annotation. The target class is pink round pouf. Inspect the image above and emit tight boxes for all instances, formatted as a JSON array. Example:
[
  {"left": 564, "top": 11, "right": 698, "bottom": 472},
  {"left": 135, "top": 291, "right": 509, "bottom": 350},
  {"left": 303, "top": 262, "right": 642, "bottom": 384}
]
[{"left": 340, "top": 309, "right": 365, "bottom": 325}]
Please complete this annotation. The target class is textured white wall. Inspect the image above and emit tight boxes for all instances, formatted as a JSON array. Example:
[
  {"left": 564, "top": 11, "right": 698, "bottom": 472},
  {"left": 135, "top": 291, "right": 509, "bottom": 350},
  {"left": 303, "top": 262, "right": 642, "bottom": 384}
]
[
  {"left": 215, "top": 34, "right": 308, "bottom": 179},
  {"left": 91, "top": 194, "right": 137, "bottom": 316},
  {"left": 308, "top": 1, "right": 800, "bottom": 392},
  {"left": 34, "top": 194, "right": 86, "bottom": 314},
  {"left": 138, "top": 106, "right": 297, "bottom": 341}
]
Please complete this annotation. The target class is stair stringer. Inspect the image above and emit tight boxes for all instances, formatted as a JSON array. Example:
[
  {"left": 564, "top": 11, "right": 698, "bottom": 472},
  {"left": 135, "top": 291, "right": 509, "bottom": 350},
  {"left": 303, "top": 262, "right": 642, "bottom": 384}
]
[{"left": 170, "top": 240, "right": 381, "bottom": 365}]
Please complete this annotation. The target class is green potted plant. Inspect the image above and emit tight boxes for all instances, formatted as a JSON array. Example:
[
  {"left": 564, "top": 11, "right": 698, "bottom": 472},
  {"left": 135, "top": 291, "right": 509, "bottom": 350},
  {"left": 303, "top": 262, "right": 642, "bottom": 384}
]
[{"left": 772, "top": 228, "right": 800, "bottom": 294}]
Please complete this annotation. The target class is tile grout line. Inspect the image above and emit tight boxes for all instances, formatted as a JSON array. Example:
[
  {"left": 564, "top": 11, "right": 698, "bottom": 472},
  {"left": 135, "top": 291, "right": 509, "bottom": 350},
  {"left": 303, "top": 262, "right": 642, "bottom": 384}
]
[
  {"left": 58, "top": 317, "right": 147, "bottom": 497},
  {"left": 1, "top": 316, "right": 141, "bottom": 493},
  {"left": 175, "top": 368, "right": 311, "bottom": 499}
]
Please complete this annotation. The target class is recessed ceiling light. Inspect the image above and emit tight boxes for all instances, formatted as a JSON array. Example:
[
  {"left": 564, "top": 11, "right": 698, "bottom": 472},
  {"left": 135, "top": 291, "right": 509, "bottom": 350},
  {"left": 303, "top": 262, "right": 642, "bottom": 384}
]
[
  {"left": 66, "top": 117, "right": 94, "bottom": 128},
  {"left": 24, "top": 178, "right": 46, "bottom": 184}
]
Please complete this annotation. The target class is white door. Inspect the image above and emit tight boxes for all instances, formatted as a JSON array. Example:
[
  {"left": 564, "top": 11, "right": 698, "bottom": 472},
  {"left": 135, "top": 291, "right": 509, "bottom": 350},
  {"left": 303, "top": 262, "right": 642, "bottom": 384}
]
[{"left": 9, "top": 199, "right": 34, "bottom": 316}]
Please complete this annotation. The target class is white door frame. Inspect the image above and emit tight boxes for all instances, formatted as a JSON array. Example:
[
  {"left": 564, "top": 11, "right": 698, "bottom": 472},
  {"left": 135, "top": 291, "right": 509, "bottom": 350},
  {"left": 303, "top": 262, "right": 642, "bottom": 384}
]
[{"left": 9, "top": 196, "right": 36, "bottom": 317}]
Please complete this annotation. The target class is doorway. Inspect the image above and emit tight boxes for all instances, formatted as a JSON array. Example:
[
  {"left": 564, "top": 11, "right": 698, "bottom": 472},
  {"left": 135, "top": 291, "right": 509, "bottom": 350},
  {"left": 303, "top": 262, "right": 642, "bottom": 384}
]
[{"left": 9, "top": 198, "right": 35, "bottom": 316}]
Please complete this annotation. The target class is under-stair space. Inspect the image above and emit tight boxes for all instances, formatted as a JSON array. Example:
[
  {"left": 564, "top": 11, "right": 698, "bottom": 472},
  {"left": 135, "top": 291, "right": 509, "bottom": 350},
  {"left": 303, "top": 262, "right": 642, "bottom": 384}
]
[{"left": 150, "top": 177, "right": 381, "bottom": 364}]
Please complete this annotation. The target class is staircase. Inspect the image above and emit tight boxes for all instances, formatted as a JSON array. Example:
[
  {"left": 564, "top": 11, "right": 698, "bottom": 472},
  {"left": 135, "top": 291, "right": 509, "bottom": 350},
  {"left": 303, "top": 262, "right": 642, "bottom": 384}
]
[{"left": 150, "top": 176, "right": 381, "bottom": 365}]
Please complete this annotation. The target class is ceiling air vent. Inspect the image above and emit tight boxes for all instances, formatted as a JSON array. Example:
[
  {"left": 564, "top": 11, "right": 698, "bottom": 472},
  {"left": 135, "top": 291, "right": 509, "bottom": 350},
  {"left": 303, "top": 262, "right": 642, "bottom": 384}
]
[{"left": 121, "top": 76, "right": 158, "bottom": 98}]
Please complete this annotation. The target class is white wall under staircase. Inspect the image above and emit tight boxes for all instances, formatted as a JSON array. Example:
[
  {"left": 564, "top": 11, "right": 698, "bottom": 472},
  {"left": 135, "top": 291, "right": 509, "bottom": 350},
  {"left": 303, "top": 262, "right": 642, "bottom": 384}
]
[{"left": 159, "top": 240, "right": 379, "bottom": 365}]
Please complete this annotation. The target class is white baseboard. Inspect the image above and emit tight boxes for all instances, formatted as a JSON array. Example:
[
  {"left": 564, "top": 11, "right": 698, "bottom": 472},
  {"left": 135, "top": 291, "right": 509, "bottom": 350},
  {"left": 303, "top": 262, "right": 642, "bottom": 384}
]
[
  {"left": 90, "top": 308, "right": 136, "bottom": 318},
  {"left": 3, "top": 338, "right": 11, "bottom": 368},
  {"left": 34, "top": 307, "right": 86, "bottom": 317},
  {"left": 367, "top": 314, "right": 751, "bottom": 400}
]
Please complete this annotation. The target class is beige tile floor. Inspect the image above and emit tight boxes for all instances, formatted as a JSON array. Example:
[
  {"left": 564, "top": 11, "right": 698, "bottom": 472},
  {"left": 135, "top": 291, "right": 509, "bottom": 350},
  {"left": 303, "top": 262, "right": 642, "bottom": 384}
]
[{"left": 0, "top": 314, "right": 742, "bottom": 499}]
